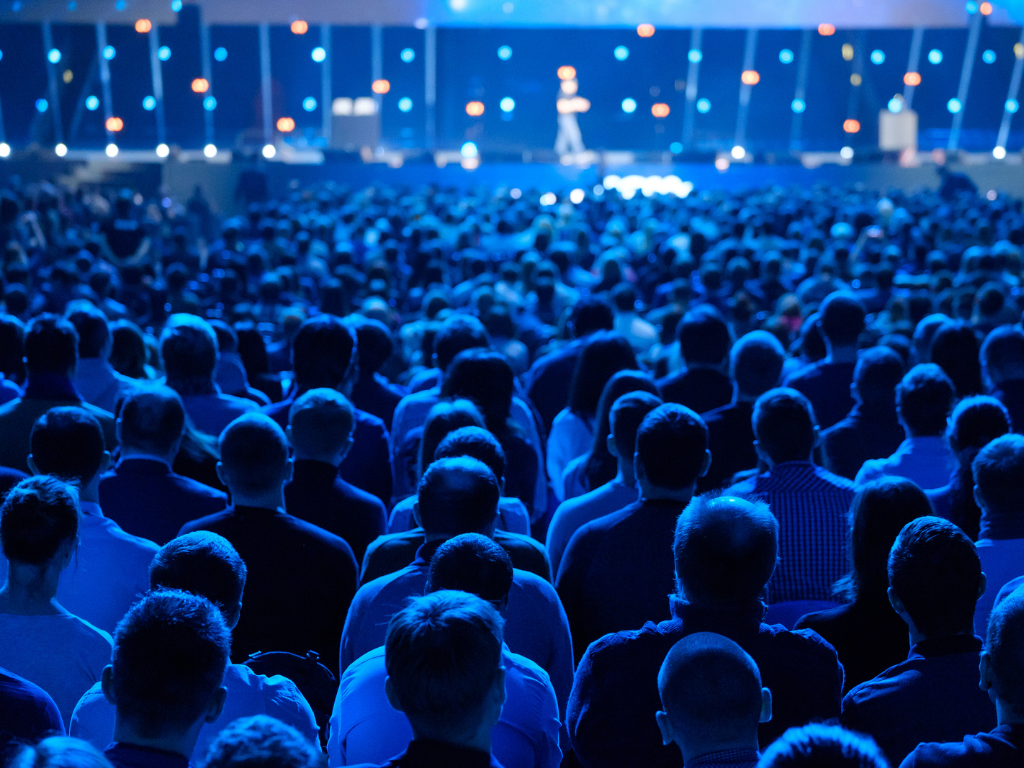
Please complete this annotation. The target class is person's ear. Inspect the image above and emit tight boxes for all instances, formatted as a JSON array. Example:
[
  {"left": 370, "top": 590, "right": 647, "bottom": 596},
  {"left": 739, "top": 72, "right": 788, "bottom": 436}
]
[
  {"left": 759, "top": 687, "right": 773, "bottom": 723},
  {"left": 412, "top": 502, "right": 422, "bottom": 529},
  {"left": 385, "top": 676, "right": 403, "bottom": 713},
  {"left": 699, "top": 449, "right": 711, "bottom": 479},
  {"left": 978, "top": 572, "right": 988, "bottom": 601},
  {"left": 283, "top": 458, "right": 294, "bottom": 484},
  {"left": 607, "top": 433, "right": 620, "bottom": 460},
  {"left": 654, "top": 711, "right": 675, "bottom": 746},
  {"left": 101, "top": 665, "right": 116, "bottom": 705},
  {"left": 811, "top": 425, "right": 821, "bottom": 451},
  {"left": 491, "top": 666, "right": 507, "bottom": 708},
  {"left": 100, "top": 450, "right": 112, "bottom": 474},
  {"left": 975, "top": 486, "right": 986, "bottom": 514},
  {"left": 634, "top": 453, "right": 644, "bottom": 484},
  {"left": 215, "top": 461, "right": 227, "bottom": 487},
  {"left": 285, "top": 424, "right": 294, "bottom": 447},
  {"left": 205, "top": 685, "right": 228, "bottom": 723},
  {"left": 26, "top": 455, "right": 39, "bottom": 476},
  {"left": 980, "top": 650, "right": 995, "bottom": 694}
]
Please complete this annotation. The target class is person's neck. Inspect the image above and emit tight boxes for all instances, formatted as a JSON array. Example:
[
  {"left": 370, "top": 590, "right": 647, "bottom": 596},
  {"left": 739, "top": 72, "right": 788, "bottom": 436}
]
[
  {"left": 639, "top": 483, "right": 694, "bottom": 504},
  {"left": 230, "top": 489, "right": 285, "bottom": 511},
  {"left": 684, "top": 361, "right": 725, "bottom": 374},
  {"left": 78, "top": 476, "right": 102, "bottom": 505},
  {"left": 112, "top": 718, "right": 201, "bottom": 760},
  {"left": 0, "top": 568, "right": 63, "bottom": 616},
  {"left": 824, "top": 345, "right": 858, "bottom": 364},
  {"left": 615, "top": 464, "right": 636, "bottom": 487},
  {"left": 120, "top": 446, "right": 176, "bottom": 466},
  {"left": 292, "top": 450, "right": 343, "bottom": 468},
  {"left": 734, "top": 390, "right": 758, "bottom": 404},
  {"left": 681, "top": 736, "right": 759, "bottom": 766},
  {"left": 909, "top": 627, "right": 975, "bottom": 647},
  {"left": 412, "top": 724, "right": 492, "bottom": 756},
  {"left": 995, "top": 700, "right": 1024, "bottom": 728}
]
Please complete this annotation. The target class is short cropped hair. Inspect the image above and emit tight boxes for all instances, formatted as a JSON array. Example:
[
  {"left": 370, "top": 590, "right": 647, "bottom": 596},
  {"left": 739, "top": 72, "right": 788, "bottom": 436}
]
[
  {"left": 731, "top": 331, "right": 785, "bottom": 398},
  {"left": 10, "top": 737, "right": 114, "bottom": 768},
  {"left": 118, "top": 385, "right": 186, "bottom": 455},
  {"left": 758, "top": 724, "right": 888, "bottom": 768},
  {"left": 888, "top": 516, "right": 982, "bottom": 638},
  {"left": 658, "top": 632, "right": 762, "bottom": 741},
  {"left": 291, "top": 315, "right": 356, "bottom": 390},
  {"left": 897, "top": 364, "right": 955, "bottom": 437},
  {"left": 66, "top": 301, "right": 111, "bottom": 359},
  {"left": 636, "top": 404, "right": 708, "bottom": 490},
  {"left": 419, "top": 400, "right": 485, "bottom": 478},
  {"left": 611, "top": 392, "right": 663, "bottom": 462},
  {"left": 973, "top": 434, "right": 1024, "bottom": 517},
  {"left": 110, "top": 589, "right": 230, "bottom": 736},
  {"left": 434, "top": 427, "right": 507, "bottom": 486},
  {"left": 986, "top": 587, "right": 1024, "bottom": 711},
  {"left": 854, "top": 347, "right": 905, "bottom": 403},
  {"left": 981, "top": 325, "right": 1024, "bottom": 383},
  {"left": 149, "top": 532, "right": 247, "bottom": 624},
  {"left": 219, "top": 414, "right": 289, "bottom": 495},
  {"left": 567, "top": 297, "right": 615, "bottom": 338},
  {"left": 31, "top": 406, "right": 106, "bottom": 484},
  {"left": 674, "top": 492, "right": 778, "bottom": 606},
  {"left": 288, "top": 388, "right": 355, "bottom": 458},
  {"left": 818, "top": 292, "right": 866, "bottom": 348},
  {"left": 161, "top": 315, "right": 219, "bottom": 394},
  {"left": 678, "top": 306, "right": 732, "bottom": 366},
  {"left": 0, "top": 476, "right": 79, "bottom": 565},
  {"left": 753, "top": 389, "right": 817, "bottom": 464},
  {"left": 948, "top": 396, "right": 1011, "bottom": 454},
  {"left": 427, "top": 533, "right": 514, "bottom": 606},
  {"left": 433, "top": 315, "right": 490, "bottom": 372},
  {"left": 385, "top": 590, "right": 504, "bottom": 735},
  {"left": 200, "top": 715, "right": 324, "bottom": 768},
  {"left": 25, "top": 314, "right": 78, "bottom": 375},
  {"left": 417, "top": 457, "right": 500, "bottom": 536}
]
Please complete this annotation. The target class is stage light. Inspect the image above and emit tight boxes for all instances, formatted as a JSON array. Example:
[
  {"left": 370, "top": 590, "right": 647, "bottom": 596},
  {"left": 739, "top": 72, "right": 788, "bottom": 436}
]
[
  {"left": 86, "top": 95, "right": 99, "bottom": 111},
  {"left": 204, "top": 144, "right": 217, "bottom": 158},
  {"left": 888, "top": 96, "right": 903, "bottom": 112},
  {"left": 843, "top": 118, "right": 861, "bottom": 133},
  {"left": 791, "top": 98, "right": 806, "bottom": 113},
  {"left": 55, "top": 143, "right": 67, "bottom": 157},
  {"left": 372, "top": 79, "right": 390, "bottom": 94},
  {"left": 988, "top": 189, "right": 998, "bottom": 200},
  {"left": 303, "top": 97, "right": 317, "bottom": 112},
  {"left": 105, "top": 143, "right": 118, "bottom": 157},
  {"left": 142, "top": 95, "right": 156, "bottom": 110},
  {"left": 466, "top": 101, "right": 485, "bottom": 116},
  {"left": 1017, "top": 43, "right": 1024, "bottom": 60},
  {"left": 398, "top": 97, "right": 413, "bottom": 112},
  {"left": 497, "top": 45, "right": 512, "bottom": 60},
  {"left": 871, "top": 49, "right": 885, "bottom": 64},
  {"left": 903, "top": 72, "right": 921, "bottom": 86},
  {"left": 994, "top": 146, "right": 1007, "bottom": 159},
  {"left": 715, "top": 157, "right": 729, "bottom": 171},
  {"left": 311, "top": 47, "right": 326, "bottom": 62},
  {"left": 106, "top": 116, "right": 123, "bottom": 131},
  {"left": 192, "top": 78, "right": 210, "bottom": 93},
  {"left": 637, "top": 24, "right": 655, "bottom": 37},
  {"left": 557, "top": 66, "right": 576, "bottom": 80},
  {"left": 500, "top": 97, "right": 515, "bottom": 112},
  {"left": 651, "top": 103, "right": 670, "bottom": 117},
  {"left": 450, "top": 0, "right": 468, "bottom": 11},
  {"left": 696, "top": 98, "right": 711, "bottom": 113},
  {"left": 983, "top": 49, "right": 996, "bottom": 64},
  {"left": 621, "top": 98, "right": 637, "bottom": 113},
  {"left": 539, "top": 192, "right": 557, "bottom": 205},
  {"left": 928, "top": 49, "right": 942, "bottom": 64},
  {"left": 966, "top": 0, "right": 979, "bottom": 11},
  {"left": 214, "top": 47, "right": 227, "bottom": 61},
  {"left": 840, "top": 146, "right": 854, "bottom": 159},
  {"left": 731, "top": 145, "right": 746, "bottom": 160},
  {"left": 171, "top": 0, "right": 182, "bottom": 10},
  {"left": 414, "top": 17, "right": 428, "bottom": 28},
  {"left": 947, "top": 98, "right": 962, "bottom": 113},
  {"left": 461, "top": 141, "right": 478, "bottom": 158},
  {"left": 670, "top": 141, "right": 682, "bottom": 153},
  {"left": 614, "top": 46, "right": 629, "bottom": 61},
  {"left": 688, "top": 49, "right": 702, "bottom": 63},
  {"left": 204, "top": 96, "right": 217, "bottom": 111},
  {"left": 395, "top": 48, "right": 414, "bottom": 64},
  {"left": 741, "top": 70, "right": 760, "bottom": 85},
  {"left": 0, "top": 51, "right": 3, "bottom": 62},
  {"left": 47, "top": 48, "right": 61, "bottom": 64},
  {"left": 135, "top": 18, "right": 151, "bottom": 32},
  {"left": 63, "top": 69, "right": 73, "bottom": 83},
  {"left": 851, "top": 74, "right": 862, "bottom": 86},
  {"left": 818, "top": 23, "right": 835, "bottom": 36},
  {"left": 1007, "top": 99, "right": 1020, "bottom": 113},
  {"left": 35, "top": 99, "right": 48, "bottom": 113},
  {"left": 980, "top": 1, "right": 993, "bottom": 14},
  {"left": 0, "top": 144, "right": 9, "bottom": 158},
  {"left": 332, "top": 97, "right": 353, "bottom": 115},
  {"left": 779, "top": 49, "right": 794, "bottom": 64},
  {"left": 570, "top": 188, "right": 585, "bottom": 204},
  {"left": 102, "top": 45, "right": 115, "bottom": 60},
  {"left": 510, "top": 188, "right": 521, "bottom": 199},
  {"left": 842, "top": 43, "right": 854, "bottom": 61},
  {"left": 262, "top": 144, "right": 276, "bottom": 158},
  {"left": 156, "top": 143, "right": 169, "bottom": 157},
  {"left": 276, "top": 117, "right": 295, "bottom": 132},
  {"left": 158, "top": 45, "right": 171, "bottom": 60},
  {"left": 290, "top": 20, "right": 308, "bottom": 35}
]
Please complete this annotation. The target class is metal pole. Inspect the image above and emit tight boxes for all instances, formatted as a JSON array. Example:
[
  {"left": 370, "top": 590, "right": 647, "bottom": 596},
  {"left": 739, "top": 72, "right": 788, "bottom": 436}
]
[
  {"left": 948, "top": 12, "right": 983, "bottom": 151},
  {"left": 995, "top": 28, "right": 1024, "bottom": 152},
  {"left": 200, "top": 21, "right": 214, "bottom": 146},
  {"left": 259, "top": 22, "right": 272, "bottom": 147},
  {"left": 96, "top": 21, "right": 114, "bottom": 145}
]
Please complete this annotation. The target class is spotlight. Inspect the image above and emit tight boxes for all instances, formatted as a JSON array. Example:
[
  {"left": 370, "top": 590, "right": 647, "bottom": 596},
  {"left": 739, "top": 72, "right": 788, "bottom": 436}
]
[
  {"left": 192, "top": 78, "right": 210, "bottom": 93},
  {"left": 888, "top": 96, "right": 904, "bottom": 113},
  {"left": 276, "top": 117, "right": 295, "bottom": 132},
  {"left": 1007, "top": 99, "right": 1019, "bottom": 113},
  {"left": 621, "top": 98, "right": 637, "bottom": 113},
  {"left": 557, "top": 66, "right": 577, "bottom": 80},
  {"left": 980, "top": 1, "right": 993, "bottom": 14},
  {"left": 791, "top": 98, "right": 806, "bottom": 113},
  {"left": 688, "top": 49, "right": 702, "bottom": 63},
  {"left": 818, "top": 23, "right": 835, "bottom": 36},
  {"left": 731, "top": 145, "right": 745, "bottom": 159},
  {"left": 398, "top": 97, "right": 413, "bottom": 112},
  {"left": 135, "top": 19, "right": 152, "bottom": 33},
  {"left": 927, "top": 49, "right": 942, "bottom": 65},
  {"left": 105, "top": 143, "right": 119, "bottom": 157},
  {"left": 311, "top": 47, "right": 326, "bottom": 63},
  {"left": 460, "top": 141, "right": 478, "bottom": 158},
  {"left": 143, "top": 96, "right": 156, "bottom": 110},
  {"left": 303, "top": 97, "right": 317, "bottom": 112},
  {"left": 840, "top": 146, "right": 854, "bottom": 159},
  {"left": 779, "top": 49, "right": 794, "bottom": 64},
  {"left": 290, "top": 20, "right": 308, "bottom": 35},
  {"left": 741, "top": 70, "right": 760, "bottom": 85},
  {"left": 651, "top": 103, "right": 670, "bottom": 118},
  {"left": 500, "top": 97, "right": 515, "bottom": 112},
  {"left": 204, "top": 96, "right": 217, "bottom": 111},
  {"left": 614, "top": 46, "right": 629, "bottom": 61},
  {"left": 214, "top": 47, "right": 227, "bottom": 61},
  {"left": 203, "top": 144, "right": 217, "bottom": 158},
  {"left": 47, "top": 48, "right": 61, "bottom": 64},
  {"left": 903, "top": 72, "right": 921, "bottom": 86},
  {"left": 158, "top": 45, "right": 171, "bottom": 61},
  {"left": 670, "top": 142, "right": 683, "bottom": 153},
  {"left": 0, "top": 143, "right": 9, "bottom": 158},
  {"left": 994, "top": 146, "right": 1007, "bottom": 159},
  {"left": 843, "top": 118, "right": 861, "bottom": 133},
  {"left": 86, "top": 95, "right": 99, "bottom": 111},
  {"left": 696, "top": 98, "right": 711, "bottom": 113},
  {"left": 570, "top": 188, "right": 585, "bottom": 204},
  {"left": 842, "top": 43, "right": 853, "bottom": 61},
  {"left": 466, "top": 101, "right": 485, "bottom": 116},
  {"left": 102, "top": 45, "right": 115, "bottom": 60},
  {"left": 156, "top": 143, "right": 170, "bottom": 157},
  {"left": 715, "top": 157, "right": 730, "bottom": 171},
  {"left": 371, "top": 79, "right": 391, "bottom": 94},
  {"left": 400, "top": 48, "right": 415, "bottom": 63},
  {"left": 35, "top": 99, "right": 48, "bottom": 113},
  {"left": 497, "top": 45, "right": 512, "bottom": 60},
  {"left": 637, "top": 23, "right": 655, "bottom": 37},
  {"left": 55, "top": 143, "right": 67, "bottom": 157},
  {"left": 983, "top": 50, "right": 996, "bottom": 64},
  {"left": 106, "top": 116, "right": 124, "bottom": 132},
  {"left": 262, "top": 144, "right": 276, "bottom": 159},
  {"left": 870, "top": 50, "right": 885, "bottom": 64},
  {"left": 947, "top": 98, "right": 962, "bottom": 114}
]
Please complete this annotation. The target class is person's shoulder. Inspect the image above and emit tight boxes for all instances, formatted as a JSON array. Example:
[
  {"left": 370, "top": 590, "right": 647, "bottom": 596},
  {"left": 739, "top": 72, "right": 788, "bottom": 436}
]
[
  {"left": 178, "top": 507, "right": 235, "bottom": 535},
  {"left": 814, "top": 465, "right": 857, "bottom": 491},
  {"left": 226, "top": 661, "right": 308, "bottom": 701},
  {"left": 782, "top": 360, "right": 820, "bottom": 387},
  {"left": 344, "top": 645, "right": 387, "bottom": 679},
  {"left": 65, "top": 614, "right": 115, "bottom": 650},
  {"left": 503, "top": 647, "right": 553, "bottom": 690},
  {"left": 167, "top": 471, "right": 229, "bottom": 500},
  {"left": 0, "top": 397, "right": 23, "bottom": 417},
  {"left": 219, "top": 392, "right": 260, "bottom": 412},
  {"left": 335, "top": 476, "right": 387, "bottom": 512},
  {"left": 279, "top": 511, "right": 357, "bottom": 555},
  {"left": 353, "top": 563, "right": 420, "bottom": 604},
  {"left": 354, "top": 407, "right": 387, "bottom": 434},
  {"left": 854, "top": 458, "right": 887, "bottom": 485},
  {"left": 583, "top": 619, "right": 679, "bottom": 668},
  {"left": 902, "top": 735, "right": 989, "bottom": 768},
  {"left": 80, "top": 401, "right": 116, "bottom": 425},
  {"left": 764, "top": 623, "right": 842, "bottom": 670},
  {"left": 843, "top": 657, "right": 913, "bottom": 707},
  {"left": 723, "top": 475, "right": 759, "bottom": 496}
]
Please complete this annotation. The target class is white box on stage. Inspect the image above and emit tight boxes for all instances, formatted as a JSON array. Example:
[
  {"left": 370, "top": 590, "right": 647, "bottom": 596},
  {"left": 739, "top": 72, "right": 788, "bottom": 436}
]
[{"left": 879, "top": 108, "right": 918, "bottom": 151}]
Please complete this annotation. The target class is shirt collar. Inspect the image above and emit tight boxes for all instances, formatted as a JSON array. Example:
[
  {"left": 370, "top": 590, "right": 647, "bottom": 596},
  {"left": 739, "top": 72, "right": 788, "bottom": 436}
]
[
  {"left": 118, "top": 454, "right": 173, "bottom": 470},
  {"left": 669, "top": 595, "right": 766, "bottom": 637},
  {"left": 909, "top": 633, "right": 983, "bottom": 660},
  {"left": 688, "top": 748, "right": 761, "bottom": 768},
  {"left": 104, "top": 743, "right": 191, "bottom": 768},
  {"left": 412, "top": 539, "right": 446, "bottom": 568},
  {"left": 397, "top": 737, "right": 498, "bottom": 768}
]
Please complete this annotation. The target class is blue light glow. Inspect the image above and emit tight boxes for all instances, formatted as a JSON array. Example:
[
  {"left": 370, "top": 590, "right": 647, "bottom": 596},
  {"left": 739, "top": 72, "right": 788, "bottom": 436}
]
[
  {"left": 791, "top": 98, "right": 806, "bottom": 113},
  {"left": 696, "top": 98, "right": 711, "bottom": 113},
  {"left": 497, "top": 45, "right": 512, "bottom": 60},
  {"left": 870, "top": 49, "right": 885, "bottom": 64},
  {"left": 102, "top": 45, "right": 115, "bottom": 60},
  {"left": 214, "top": 47, "right": 228, "bottom": 61},
  {"left": 947, "top": 98, "right": 962, "bottom": 113},
  {"left": 779, "top": 49, "right": 794, "bottom": 64},
  {"left": 966, "top": 0, "right": 979, "bottom": 12},
  {"left": 303, "top": 97, "right": 317, "bottom": 112},
  {"left": 670, "top": 141, "right": 683, "bottom": 153},
  {"left": 67, "top": 1, "right": 76, "bottom": 8},
  {"left": 311, "top": 47, "right": 326, "bottom": 62},
  {"left": 1007, "top": 99, "right": 1019, "bottom": 113},
  {"left": 928, "top": 49, "right": 943, "bottom": 64},
  {"left": 85, "top": 95, "right": 99, "bottom": 111},
  {"left": 621, "top": 98, "right": 637, "bottom": 113},
  {"left": 500, "top": 97, "right": 515, "bottom": 112},
  {"left": 398, "top": 97, "right": 413, "bottom": 112},
  {"left": 171, "top": 0, "right": 182, "bottom": 9},
  {"left": 401, "top": 48, "right": 415, "bottom": 62},
  {"left": 35, "top": 99, "right": 48, "bottom": 113},
  {"left": 614, "top": 45, "right": 629, "bottom": 61},
  {"left": 115, "top": 0, "right": 125, "bottom": 9},
  {"left": 461, "top": 141, "right": 478, "bottom": 158},
  {"left": 203, "top": 96, "right": 217, "bottom": 111},
  {"left": 47, "top": 48, "right": 61, "bottom": 64},
  {"left": 688, "top": 49, "right": 702, "bottom": 63},
  {"left": 983, "top": 49, "right": 996, "bottom": 64},
  {"left": 888, "top": 97, "right": 903, "bottom": 113},
  {"left": 158, "top": 45, "right": 171, "bottom": 60},
  {"left": 142, "top": 95, "right": 156, "bottom": 110}
]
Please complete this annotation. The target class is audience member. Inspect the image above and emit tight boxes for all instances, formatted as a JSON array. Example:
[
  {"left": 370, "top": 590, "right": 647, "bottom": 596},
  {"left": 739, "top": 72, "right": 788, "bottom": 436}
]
[
  {"left": 0, "top": 667, "right": 64, "bottom": 761},
  {"left": 757, "top": 724, "right": 889, "bottom": 768},
  {"left": 200, "top": 716, "right": 325, "bottom": 768},
  {"left": 657, "top": 305, "right": 734, "bottom": 415},
  {"left": 929, "top": 321, "right": 983, "bottom": 399},
  {"left": 980, "top": 324, "right": 1024, "bottom": 431},
  {"left": 66, "top": 302, "right": 137, "bottom": 414},
  {"left": 348, "top": 317, "right": 406, "bottom": 430},
  {"left": 10, "top": 737, "right": 113, "bottom": 768}
]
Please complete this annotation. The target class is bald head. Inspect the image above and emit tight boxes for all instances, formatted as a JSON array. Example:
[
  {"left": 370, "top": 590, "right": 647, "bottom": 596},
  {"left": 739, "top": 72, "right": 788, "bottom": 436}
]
[{"left": 218, "top": 414, "right": 290, "bottom": 497}]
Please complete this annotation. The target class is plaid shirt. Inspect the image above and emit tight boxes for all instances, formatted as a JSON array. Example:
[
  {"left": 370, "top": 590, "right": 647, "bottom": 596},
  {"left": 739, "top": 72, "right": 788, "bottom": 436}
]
[
  {"left": 689, "top": 749, "right": 761, "bottom": 768},
  {"left": 726, "top": 462, "right": 856, "bottom": 603}
]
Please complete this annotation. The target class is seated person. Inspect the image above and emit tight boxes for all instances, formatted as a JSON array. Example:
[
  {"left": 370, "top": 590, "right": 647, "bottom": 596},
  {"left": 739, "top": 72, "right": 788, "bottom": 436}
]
[
  {"left": 758, "top": 724, "right": 888, "bottom": 768},
  {"left": 201, "top": 716, "right": 325, "bottom": 768},
  {"left": 656, "top": 306, "right": 733, "bottom": 416},
  {"left": 0, "top": 667, "right": 64, "bottom": 762},
  {"left": 10, "top": 737, "right": 113, "bottom": 768},
  {"left": 66, "top": 301, "right": 137, "bottom": 414}
]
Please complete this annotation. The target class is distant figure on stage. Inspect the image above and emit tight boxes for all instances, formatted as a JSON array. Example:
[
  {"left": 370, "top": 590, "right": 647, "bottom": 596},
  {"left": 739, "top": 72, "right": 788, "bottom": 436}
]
[{"left": 556, "top": 72, "right": 590, "bottom": 157}]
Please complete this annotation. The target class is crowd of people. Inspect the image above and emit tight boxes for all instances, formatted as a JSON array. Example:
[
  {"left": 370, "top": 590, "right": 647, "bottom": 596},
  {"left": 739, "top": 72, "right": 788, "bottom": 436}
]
[{"left": 1, "top": 170, "right": 1024, "bottom": 768}]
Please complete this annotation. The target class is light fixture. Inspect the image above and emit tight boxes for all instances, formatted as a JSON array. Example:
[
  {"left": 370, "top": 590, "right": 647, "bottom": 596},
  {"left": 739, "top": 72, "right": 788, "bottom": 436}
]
[
  {"left": 156, "top": 143, "right": 170, "bottom": 157},
  {"left": 55, "top": 143, "right": 68, "bottom": 157},
  {"left": 731, "top": 145, "right": 746, "bottom": 160},
  {"left": 262, "top": 144, "right": 276, "bottom": 159},
  {"left": 105, "top": 143, "right": 119, "bottom": 157},
  {"left": 203, "top": 144, "right": 217, "bottom": 158}
]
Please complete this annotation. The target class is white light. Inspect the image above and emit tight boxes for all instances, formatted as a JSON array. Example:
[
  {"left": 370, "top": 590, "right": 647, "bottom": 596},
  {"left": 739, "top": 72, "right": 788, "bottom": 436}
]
[
  {"left": 497, "top": 45, "right": 512, "bottom": 60},
  {"left": 311, "top": 47, "right": 326, "bottom": 63},
  {"left": 696, "top": 98, "right": 711, "bottom": 113},
  {"left": 460, "top": 141, "right": 478, "bottom": 158},
  {"left": 570, "top": 188, "right": 585, "bottom": 204},
  {"left": 102, "top": 45, "right": 115, "bottom": 60},
  {"left": 158, "top": 46, "right": 171, "bottom": 61},
  {"left": 303, "top": 97, "right": 317, "bottom": 112},
  {"left": 156, "top": 143, "right": 170, "bottom": 157},
  {"left": 414, "top": 17, "right": 428, "bottom": 29},
  {"left": 214, "top": 47, "right": 227, "bottom": 61},
  {"left": 602, "top": 174, "right": 694, "bottom": 199},
  {"left": 105, "top": 143, "right": 119, "bottom": 157},
  {"left": 791, "top": 98, "right": 806, "bottom": 113},
  {"left": 54, "top": 143, "right": 67, "bottom": 157},
  {"left": 994, "top": 145, "right": 1007, "bottom": 159},
  {"left": 670, "top": 141, "right": 682, "bottom": 153},
  {"left": 731, "top": 145, "right": 746, "bottom": 160},
  {"left": 500, "top": 97, "right": 515, "bottom": 112},
  {"left": 840, "top": 146, "right": 854, "bottom": 159},
  {"left": 987, "top": 189, "right": 998, "bottom": 201},
  {"left": 0, "top": 143, "right": 9, "bottom": 158},
  {"left": 143, "top": 96, "right": 156, "bottom": 111},
  {"left": 870, "top": 49, "right": 885, "bottom": 65},
  {"left": 621, "top": 98, "right": 637, "bottom": 113},
  {"left": 779, "top": 48, "right": 794, "bottom": 64},
  {"left": 539, "top": 192, "right": 557, "bottom": 206},
  {"left": 171, "top": 0, "right": 182, "bottom": 10},
  {"left": 400, "top": 48, "right": 415, "bottom": 63},
  {"left": 888, "top": 97, "right": 903, "bottom": 113},
  {"left": 593, "top": 184, "right": 604, "bottom": 195},
  {"left": 398, "top": 97, "right": 413, "bottom": 112},
  {"left": 262, "top": 144, "right": 276, "bottom": 159},
  {"left": 510, "top": 188, "right": 521, "bottom": 199},
  {"left": 614, "top": 46, "right": 629, "bottom": 61},
  {"left": 688, "top": 49, "right": 702, "bottom": 63},
  {"left": 947, "top": 98, "right": 962, "bottom": 114},
  {"left": 928, "top": 49, "right": 943, "bottom": 65},
  {"left": 450, "top": 0, "right": 467, "bottom": 10},
  {"left": 47, "top": 48, "right": 61, "bottom": 64},
  {"left": 1007, "top": 99, "right": 1019, "bottom": 113},
  {"left": 203, "top": 144, "right": 217, "bottom": 158}
]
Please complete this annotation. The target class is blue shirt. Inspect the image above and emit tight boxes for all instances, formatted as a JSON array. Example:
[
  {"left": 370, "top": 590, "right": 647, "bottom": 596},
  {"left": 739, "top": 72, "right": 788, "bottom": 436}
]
[
  {"left": 0, "top": 666, "right": 64, "bottom": 760},
  {"left": 546, "top": 478, "right": 638, "bottom": 578},
  {"left": 901, "top": 723, "right": 1024, "bottom": 768},
  {"left": 783, "top": 360, "right": 857, "bottom": 430},
  {"left": 855, "top": 437, "right": 958, "bottom": 492}
]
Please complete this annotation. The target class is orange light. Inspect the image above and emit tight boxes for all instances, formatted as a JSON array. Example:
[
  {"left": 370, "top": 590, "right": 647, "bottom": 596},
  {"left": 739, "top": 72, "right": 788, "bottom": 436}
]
[
  {"left": 466, "top": 101, "right": 485, "bottom": 116},
  {"left": 637, "top": 23, "right": 655, "bottom": 37},
  {"left": 134, "top": 18, "right": 152, "bottom": 33},
  {"left": 557, "top": 65, "right": 577, "bottom": 81},
  {"left": 843, "top": 118, "right": 861, "bottom": 133},
  {"left": 191, "top": 78, "right": 210, "bottom": 93},
  {"left": 105, "top": 116, "right": 124, "bottom": 132},
  {"left": 980, "top": 1, "right": 993, "bottom": 13},
  {"left": 276, "top": 117, "right": 296, "bottom": 132},
  {"left": 290, "top": 20, "right": 308, "bottom": 34},
  {"left": 903, "top": 71, "right": 921, "bottom": 86},
  {"left": 741, "top": 70, "right": 760, "bottom": 85},
  {"left": 651, "top": 103, "right": 670, "bottom": 118},
  {"left": 371, "top": 79, "right": 391, "bottom": 95},
  {"left": 818, "top": 23, "right": 836, "bottom": 36}
]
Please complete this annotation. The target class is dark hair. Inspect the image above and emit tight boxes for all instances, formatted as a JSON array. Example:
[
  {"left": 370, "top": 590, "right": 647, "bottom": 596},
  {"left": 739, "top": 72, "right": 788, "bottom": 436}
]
[
  {"left": 288, "top": 388, "right": 355, "bottom": 458},
  {"left": 419, "top": 400, "right": 485, "bottom": 479},
  {"left": 818, "top": 292, "right": 866, "bottom": 348},
  {"left": 31, "top": 406, "right": 106, "bottom": 484},
  {"left": 110, "top": 320, "right": 148, "bottom": 379},
  {"left": 753, "top": 388, "right": 817, "bottom": 464},
  {"left": 433, "top": 315, "right": 490, "bottom": 371},
  {"left": 888, "top": 516, "right": 982, "bottom": 638},
  {"left": 10, "top": 737, "right": 114, "bottom": 768},
  {"left": 149, "top": 532, "right": 247, "bottom": 626},
  {"left": 674, "top": 492, "right": 778, "bottom": 606},
  {"left": 110, "top": 589, "right": 230, "bottom": 736},
  {"left": 435, "top": 427, "right": 507, "bottom": 487},
  {"left": 427, "top": 533, "right": 514, "bottom": 606},
  {"left": 160, "top": 315, "right": 219, "bottom": 396},
  {"left": 853, "top": 347, "right": 905, "bottom": 405},
  {"left": 118, "top": 385, "right": 186, "bottom": 455},
  {"left": 930, "top": 321, "right": 983, "bottom": 397},
  {"left": 417, "top": 456, "right": 500, "bottom": 536},
  {"left": 440, "top": 349, "right": 515, "bottom": 436},
  {"left": 209, "top": 320, "right": 238, "bottom": 355},
  {"left": 218, "top": 414, "right": 289, "bottom": 495},
  {"left": 290, "top": 315, "right": 356, "bottom": 390},
  {"left": 350, "top": 316, "right": 395, "bottom": 376},
  {"left": 568, "top": 331, "right": 639, "bottom": 419},
  {"left": 66, "top": 302, "right": 110, "bottom": 359},
  {"left": 981, "top": 324, "right": 1024, "bottom": 384},
  {"left": 678, "top": 306, "right": 731, "bottom": 366},
  {"left": 200, "top": 715, "right": 324, "bottom": 768},
  {"left": 986, "top": 588, "right": 1024, "bottom": 711},
  {"left": 0, "top": 476, "right": 79, "bottom": 565},
  {"left": 731, "top": 331, "right": 785, "bottom": 398},
  {"left": 897, "top": 364, "right": 955, "bottom": 437},
  {"left": 0, "top": 314, "right": 26, "bottom": 383},
  {"left": 636, "top": 404, "right": 708, "bottom": 490},
  {"left": 973, "top": 434, "right": 1024, "bottom": 519},
  {"left": 610, "top": 391, "right": 664, "bottom": 467},
  {"left": 758, "top": 724, "right": 888, "bottom": 768},
  {"left": 567, "top": 297, "right": 614, "bottom": 338},
  {"left": 25, "top": 314, "right": 78, "bottom": 376}
]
